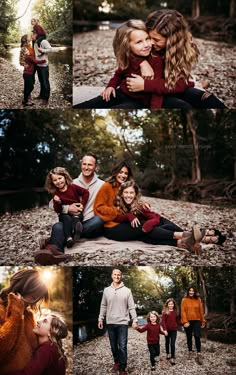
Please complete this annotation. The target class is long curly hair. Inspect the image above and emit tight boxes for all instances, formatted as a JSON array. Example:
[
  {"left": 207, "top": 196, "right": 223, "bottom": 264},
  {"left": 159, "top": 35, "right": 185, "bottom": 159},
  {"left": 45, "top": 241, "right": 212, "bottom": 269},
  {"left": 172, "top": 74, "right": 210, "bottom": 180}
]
[
  {"left": 0, "top": 269, "right": 49, "bottom": 310},
  {"left": 113, "top": 19, "right": 148, "bottom": 70},
  {"left": 114, "top": 180, "right": 143, "bottom": 215},
  {"left": 45, "top": 167, "right": 73, "bottom": 194},
  {"left": 49, "top": 314, "right": 68, "bottom": 367},
  {"left": 106, "top": 160, "right": 133, "bottom": 188},
  {"left": 162, "top": 298, "right": 178, "bottom": 315},
  {"left": 146, "top": 9, "right": 199, "bottom": 89}
]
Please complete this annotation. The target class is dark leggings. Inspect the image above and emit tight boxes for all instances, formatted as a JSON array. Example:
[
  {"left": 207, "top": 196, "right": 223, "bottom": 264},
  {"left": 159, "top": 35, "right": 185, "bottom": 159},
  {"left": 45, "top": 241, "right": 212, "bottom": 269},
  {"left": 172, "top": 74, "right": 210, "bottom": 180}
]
[
  {"left": 165, "top": 330, "right": 177, "bottom": 358},
  {"left": 163, "top": 87, "right": 226, "bottom": 109},
  {"left": 184, "top": 320, "right": 201, "bottom": 353},
  {"left": 104, "top": 217, "right": 183, "bottom": 246},
  {"left": 73, "top": 88, "right": 144, "bottom": 109},
  {"left": 148, "top": 343, "right": 160, "bottom": 366},
  {"left": 59, "top": 213, "right": 82, "bottom": 239},
  {"left": 23, "top": 73, "right": 34, "bottom": 102}
]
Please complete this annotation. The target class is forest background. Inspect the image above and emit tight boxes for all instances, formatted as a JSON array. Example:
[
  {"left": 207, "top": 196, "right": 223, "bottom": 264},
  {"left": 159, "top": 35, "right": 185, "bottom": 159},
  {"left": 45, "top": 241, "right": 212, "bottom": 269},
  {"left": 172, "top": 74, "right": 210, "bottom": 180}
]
[{"left": 0, "top": 109, "right": 235, "bottom": 214}]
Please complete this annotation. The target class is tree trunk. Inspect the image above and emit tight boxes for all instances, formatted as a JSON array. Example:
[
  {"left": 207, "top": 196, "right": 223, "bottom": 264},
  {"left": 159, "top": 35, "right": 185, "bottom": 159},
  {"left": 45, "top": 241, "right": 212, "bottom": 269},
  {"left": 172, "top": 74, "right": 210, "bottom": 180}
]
[
  {"left": 198, "top": 268, "right": 208, "bottom": 316},
  {"left": 186, "top": 111, "right": 201, "bottom": 183},
  {"left": 192, "top": 0, "right": 200, "bottom": 18},
  {"left": 229, "top": 0, "right": 235, "bottom": 18}
]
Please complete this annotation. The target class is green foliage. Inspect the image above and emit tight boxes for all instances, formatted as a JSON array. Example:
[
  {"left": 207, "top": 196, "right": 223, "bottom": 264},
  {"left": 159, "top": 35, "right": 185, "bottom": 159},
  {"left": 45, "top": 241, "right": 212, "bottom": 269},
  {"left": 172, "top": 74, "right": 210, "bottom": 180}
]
[
  {"left": 73, "top": 266, "right": 235, "bottom": 322},
  {"left": 0, "top": 0, "right": 17, "bottom": 53},
  {"left": 32, "top": 0, "right": 72, "bottom": 43}
]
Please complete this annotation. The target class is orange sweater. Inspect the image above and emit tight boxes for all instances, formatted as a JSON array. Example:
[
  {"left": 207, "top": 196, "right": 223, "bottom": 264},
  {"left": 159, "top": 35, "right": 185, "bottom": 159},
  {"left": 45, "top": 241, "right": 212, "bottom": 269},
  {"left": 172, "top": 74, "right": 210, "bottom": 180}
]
[
  {"left": 0, "top": 293, "right": 38, "bottom": 373},
  {"left": 93, "top": 182, "right": 120, "bottom": 228},
  {"left": 181, "top": 296, "right": 205, "bottom": 325}
]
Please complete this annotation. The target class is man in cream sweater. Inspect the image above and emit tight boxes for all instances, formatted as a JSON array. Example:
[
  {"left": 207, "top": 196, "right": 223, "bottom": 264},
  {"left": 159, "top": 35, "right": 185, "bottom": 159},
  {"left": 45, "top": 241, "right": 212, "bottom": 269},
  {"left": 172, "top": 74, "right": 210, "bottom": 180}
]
[{"left": 98, "top": 269, "right": 138, "bottom": 375}]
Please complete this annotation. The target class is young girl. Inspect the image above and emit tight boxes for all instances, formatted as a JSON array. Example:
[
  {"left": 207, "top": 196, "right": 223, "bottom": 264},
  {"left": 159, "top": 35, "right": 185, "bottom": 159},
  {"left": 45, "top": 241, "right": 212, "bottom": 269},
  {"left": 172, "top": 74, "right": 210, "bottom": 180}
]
[
  {"left": 114, "top": 180, "right": 203, "bottom": 252},
  {"left": 136, "top": 311, "right": 165, "bottom": 371},
  {"left": 45, "top": 167, "right": 89, "bottom": 248},
  {"left": 127, "top": 9, "right": 226, "bottom": 109},
  {"left": 8, "top": 311, "right": 68, "bottom": 375},
  {"left": 31, "top": 18, "right": 47, "bottom": 57},
  {"left": 161, "top": 298, "right": 181, "bottom": 365},
  {"left": 19, "top": 34, "right": 46, "bottom": 106},
  {"left": 74, "top": 19, "right": 193, "bottom": 109},
  {"left": 181, "top": 286, "right": 206, "bottom": 365}
]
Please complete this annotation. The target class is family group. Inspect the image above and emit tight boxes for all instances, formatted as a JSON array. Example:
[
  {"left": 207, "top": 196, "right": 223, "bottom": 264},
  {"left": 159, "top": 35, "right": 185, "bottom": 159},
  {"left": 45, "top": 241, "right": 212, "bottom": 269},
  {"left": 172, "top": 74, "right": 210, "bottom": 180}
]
[
  {"left": 34, "top": 153, "right": 225, "bottom": 265},
  {"left": 19, "top": 18, "right": 52, "bottom": 106},
  {"left": 98, "top": 269, "right": 206, "bottom": 374}
]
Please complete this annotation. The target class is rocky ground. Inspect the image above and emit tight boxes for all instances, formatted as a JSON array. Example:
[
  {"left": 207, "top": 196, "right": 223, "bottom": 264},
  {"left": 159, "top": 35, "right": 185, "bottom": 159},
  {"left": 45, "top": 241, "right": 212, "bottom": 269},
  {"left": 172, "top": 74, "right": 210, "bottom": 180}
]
[
  {"left": 0, "top": 57, "right": 72, "bottom": 109},
  {"left": 73, "top": 328, "right": 236, "bottom": 374},
  {"left": 0, "top": 197, "right": 235, "bottom": 267},
  {"left": 73, "top": 30, "right": 236, "bottom": 108}
]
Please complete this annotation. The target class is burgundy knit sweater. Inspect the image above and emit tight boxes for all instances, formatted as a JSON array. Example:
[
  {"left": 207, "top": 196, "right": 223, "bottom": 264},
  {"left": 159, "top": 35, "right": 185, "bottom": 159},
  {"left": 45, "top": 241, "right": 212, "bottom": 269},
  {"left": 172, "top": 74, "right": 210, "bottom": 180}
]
[
  {"left": 7, "top": 341, "right": 66, "bottom": 375},
  {"left": 107, "top": 52, "right": 194, "bottom": 108},
  {"left": 116, "top": 207, "right": 161, "bottom": 233},
  {"left": 161, "top": 310, "right": 181, "bottom": 331},
  {"left": 53, "top": 183, "right": 89, "bottom": 213},
  {"left": 137, "top": 323, "right": 163, "bottom": 344}
]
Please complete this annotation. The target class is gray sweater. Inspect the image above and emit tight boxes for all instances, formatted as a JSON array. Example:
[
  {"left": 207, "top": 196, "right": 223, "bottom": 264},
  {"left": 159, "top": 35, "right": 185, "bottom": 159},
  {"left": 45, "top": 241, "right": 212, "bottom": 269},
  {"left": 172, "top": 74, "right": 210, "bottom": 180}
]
[{"left": 98, "top": 282, "right": 137, "bottom": 325}]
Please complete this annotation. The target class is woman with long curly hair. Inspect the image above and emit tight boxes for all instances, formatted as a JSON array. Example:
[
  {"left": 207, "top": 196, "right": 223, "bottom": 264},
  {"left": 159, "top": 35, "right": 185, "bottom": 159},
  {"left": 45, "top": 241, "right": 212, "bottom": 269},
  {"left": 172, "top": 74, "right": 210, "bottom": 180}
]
[
  {"left": 127, "top": 9, "right": 226, "bottom": 109},
  {"left": 94, "top": 174, "right": 203, "bottom": 252},
  {"left": 0, "top": 269, "right": 49, "bottom": 374}
]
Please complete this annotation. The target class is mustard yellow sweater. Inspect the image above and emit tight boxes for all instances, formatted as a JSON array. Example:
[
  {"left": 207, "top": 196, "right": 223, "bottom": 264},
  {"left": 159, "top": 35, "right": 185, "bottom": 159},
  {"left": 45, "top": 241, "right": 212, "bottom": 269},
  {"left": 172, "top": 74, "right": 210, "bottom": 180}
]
[
  {"left": 181, "top": 296, "right": 206, "bottom": 325},
  {"left": 93, "top": 182, "right": 120, "bottom": 228},
  {"left": 0, "top": 293, "right": 38, "bottom": 373}
]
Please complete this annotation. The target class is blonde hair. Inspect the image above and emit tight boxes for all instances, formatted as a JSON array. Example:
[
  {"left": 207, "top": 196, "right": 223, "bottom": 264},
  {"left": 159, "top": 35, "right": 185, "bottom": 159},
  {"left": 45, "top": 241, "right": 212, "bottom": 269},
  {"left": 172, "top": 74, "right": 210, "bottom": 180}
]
[
  {"left": 113, "top": 19, "right": 148, "bottom": 70},
  {"left": 45, "top": 167, "right": 73, "bottom": 194},
  {"left": 146, "top": 310, "right": 160, "bottom": 323},
  {"left": 49, "top": 314, "right": 68, "bottom": 367},
  {"left": 115, "top": 180, "right": 143, "bottom": 215},
  {"left": 162, "top": 298, "right": 178, "bottom": 315},
  {"left": 146, "top": 9, "right": 199, "bottom": 89},
  {"left": 0, "top": 269, "right": 49, "bottom": 310}
]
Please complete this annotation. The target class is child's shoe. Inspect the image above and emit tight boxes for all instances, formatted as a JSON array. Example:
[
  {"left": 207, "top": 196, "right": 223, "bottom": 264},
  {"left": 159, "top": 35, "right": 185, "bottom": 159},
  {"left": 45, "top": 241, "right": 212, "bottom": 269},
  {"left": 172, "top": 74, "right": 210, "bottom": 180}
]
[
  {"left": 151, "top": 366, "right": 155, "bottom": 371},
  {"left": 66, "top": 237, "right": 74, "bottom": 248},
  {"left": 170, "top": 358, "right": 175, "bottom": 365},
  {"left": 112, "top": 362, "right": 120, "bottom": 372}
]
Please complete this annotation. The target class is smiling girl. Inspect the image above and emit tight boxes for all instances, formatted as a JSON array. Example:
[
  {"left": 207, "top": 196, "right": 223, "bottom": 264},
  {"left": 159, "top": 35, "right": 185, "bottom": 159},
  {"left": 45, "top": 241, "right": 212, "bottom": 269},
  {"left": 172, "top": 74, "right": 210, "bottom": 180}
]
[
  {"left": 136, "top": 311, "right": 165, "bottom": 371},
  {"left": 8, "top": 312, "right": 68, "bottom": 375},
  {"left": 45, "top": 167, "right": 89, "bottom": 248},
  {"left": 112, "top": 180, "right": 203, "bottom": 252},
  {"left": 74, "top": 19, "right": 193, "bottom": 109}
]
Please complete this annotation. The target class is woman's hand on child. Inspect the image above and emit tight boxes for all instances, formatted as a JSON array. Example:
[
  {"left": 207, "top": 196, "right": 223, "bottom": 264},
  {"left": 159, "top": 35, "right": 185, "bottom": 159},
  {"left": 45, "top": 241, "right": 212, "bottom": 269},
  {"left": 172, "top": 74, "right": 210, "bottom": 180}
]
[
  {"left": 54, "top": 195, "right": 61, "bottom": 203},
  {"left": 131, "top": 217, "right": 141, "bottom": 228},
  {"left": 140, "top": 60, "right": 154, "bottom": 80},
  {"left": 126, "top": 74, "right": 144, "bottom": 92},
  {"left": 101, "top": 87, "right": 116, "bottom": 101}
]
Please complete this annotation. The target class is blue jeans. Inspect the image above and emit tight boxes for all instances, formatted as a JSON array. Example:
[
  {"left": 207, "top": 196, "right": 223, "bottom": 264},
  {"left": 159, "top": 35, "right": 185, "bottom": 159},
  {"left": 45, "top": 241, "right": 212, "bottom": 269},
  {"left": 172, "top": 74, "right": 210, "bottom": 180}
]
[
  {"left": 36, "top": 66, "right": 50, "bottom": 100},
  {"left": 48, "top": 215, "right": 104, "bottom": 251},
  {"left": 107, "top": 324, "right": 128, "bottom": 371}
]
